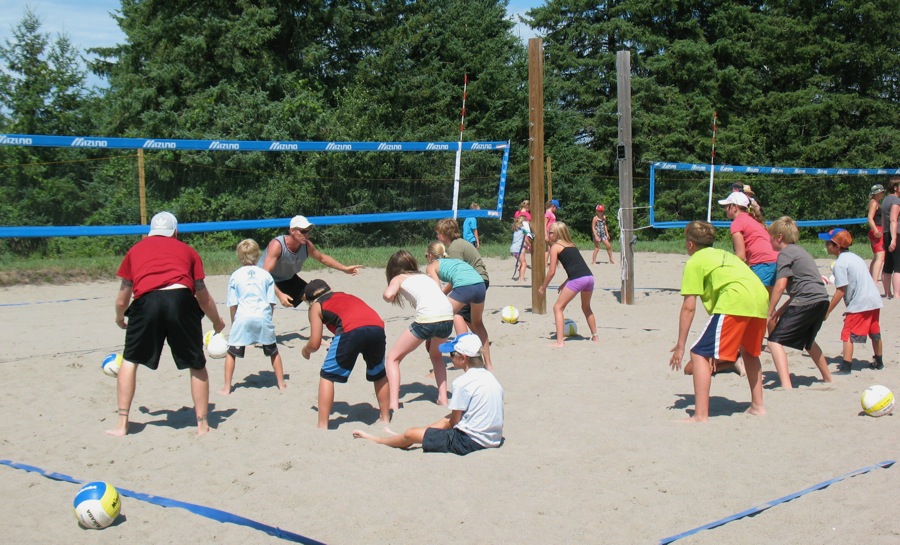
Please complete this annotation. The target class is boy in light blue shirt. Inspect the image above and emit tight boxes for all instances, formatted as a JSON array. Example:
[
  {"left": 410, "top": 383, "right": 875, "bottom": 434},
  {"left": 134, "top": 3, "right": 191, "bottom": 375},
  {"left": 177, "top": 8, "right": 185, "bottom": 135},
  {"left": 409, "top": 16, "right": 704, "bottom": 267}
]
[
  {"left": 220, "top": 239, "right": 285, "bottom": 395},
  {"left": 820, "top": 228, "right": 884, "bottom": 373}
]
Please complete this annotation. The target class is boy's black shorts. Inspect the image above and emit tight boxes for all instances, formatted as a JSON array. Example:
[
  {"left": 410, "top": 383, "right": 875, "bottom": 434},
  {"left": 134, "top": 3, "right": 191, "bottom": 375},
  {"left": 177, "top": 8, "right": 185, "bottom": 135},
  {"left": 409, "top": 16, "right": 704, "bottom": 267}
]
[{"left": 768, "top": 300, "right": 829, "bottom": 351}]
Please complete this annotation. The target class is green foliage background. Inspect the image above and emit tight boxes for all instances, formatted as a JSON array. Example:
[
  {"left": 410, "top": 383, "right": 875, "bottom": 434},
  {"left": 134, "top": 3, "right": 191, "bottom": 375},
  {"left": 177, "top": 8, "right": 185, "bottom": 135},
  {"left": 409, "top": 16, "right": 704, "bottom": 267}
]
[{"left": 1, "top": 0, "right": 898, "bottom": 257}]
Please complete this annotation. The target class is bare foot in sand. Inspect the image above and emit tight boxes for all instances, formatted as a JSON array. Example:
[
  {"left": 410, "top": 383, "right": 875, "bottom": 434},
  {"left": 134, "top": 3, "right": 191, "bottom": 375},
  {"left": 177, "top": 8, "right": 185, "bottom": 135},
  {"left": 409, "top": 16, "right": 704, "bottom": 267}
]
[
  {"left": 550, "top": 341, "right": 565, "bottom": 348},
  {"left": 352, "top": 430, "right": 376, "bottom": 440},
  {"left": 734, "top": 359, "right": 746, "bottom": 377},
  {"left": 218, "top": 386, "right": 232, "bottom": 396},
  {"left": 104, "top": 426, "right": 128, "bottom": 437},
  {"left": 276, "top": 382, "right": 288, "bottom": 391},
  {"left": 746, "top": 404, "right": 766, "bottom": 416},
  {"left": 677, "top": 415, "right": 709, "bottom": 423},
  {"left": 590, "top": 334, "right": 600, "bottom": 344}
]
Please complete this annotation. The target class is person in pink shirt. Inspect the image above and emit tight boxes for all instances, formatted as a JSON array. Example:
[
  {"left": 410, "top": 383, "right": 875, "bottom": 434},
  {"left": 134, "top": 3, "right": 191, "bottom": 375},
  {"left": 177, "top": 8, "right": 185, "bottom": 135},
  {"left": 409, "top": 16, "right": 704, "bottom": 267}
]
[
  {"left": 719, "top": 192, "right": 779, "bottom": 296},
  {"left": 544, "top": 199, "right": 560, "bottom": 237}
]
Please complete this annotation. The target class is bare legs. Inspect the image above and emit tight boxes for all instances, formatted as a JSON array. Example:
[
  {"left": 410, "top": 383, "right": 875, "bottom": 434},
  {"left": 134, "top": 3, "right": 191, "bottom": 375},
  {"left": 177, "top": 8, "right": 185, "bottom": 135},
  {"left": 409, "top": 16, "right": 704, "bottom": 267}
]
[
  {"left": 517, "top": 252, "right": 528, "bottom": 283},
  {"left": 106, "top": 360, "right": 209, "bottom": 436},
  {"left": 317, "top": 376, "right": 390, "bottom": 429},
  {"left": 580, "top": 290, "right": 599, "bottom": 343},
  {"left": 680, "top": 349, "right": 765, "bottom": 422},
  {"left": 190, "top": 367, "right": 210, "bottom": 435},
  {"left": 220, "top": 353, "right": 237, "bottom": 395},
  {"left": 550, "top": 287, "right": 597, "bottom": 347},
  {"left": 450, "top": 299, "right": 493, "bottom": 370},
  {"left": 105, "top": 359, "right": 138, "bottom": 436},
  {"left": 220, "top": 352, "right": 286, "bottom": 395},
  {"left": 768, "top": 340, "right": 832, "bottom": 389},
  {"left": 684, "top": 352, "right": 713, "bottom": 422},
  {"left": 352, "top": 417, "right": 452, "bottom": 449},
  {"left": 385, "top": 329, "right": 448, "bottom": 411},
  {"left": 870, "top": 250, "right": 885, "bottom": 289}
]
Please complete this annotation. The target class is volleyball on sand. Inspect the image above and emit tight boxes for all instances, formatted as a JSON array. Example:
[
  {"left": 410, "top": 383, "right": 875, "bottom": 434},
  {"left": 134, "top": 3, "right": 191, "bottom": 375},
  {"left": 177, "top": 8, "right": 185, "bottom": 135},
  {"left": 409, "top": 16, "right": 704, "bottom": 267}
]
[
  {"left": 501, "top": 305, "right": 519, "bottom": 324},
  {"left": 563, "top": 319, "right": 578, "bottom": 337},
  {"left": 861, "top": 385, "right": 894, "bottom": 417},
  {"left": 205, "top": 332, "right": 228, "bottom": 359},
  {"left": 74, "top": 481, "right": 121, "bottom": 529},
  {"left": 101, "top": 353, "right": 122, "bottom": 378}
]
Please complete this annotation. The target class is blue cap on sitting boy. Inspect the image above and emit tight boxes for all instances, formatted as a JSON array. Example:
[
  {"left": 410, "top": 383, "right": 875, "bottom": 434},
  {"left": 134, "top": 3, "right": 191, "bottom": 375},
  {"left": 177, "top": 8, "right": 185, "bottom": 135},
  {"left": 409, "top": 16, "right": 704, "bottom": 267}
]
[
  {"left": 550, "top": 199, "right": 561, "bottom": 209},
  {"left": 817, "top": 228, "right": 853, "bottom": 249},
  {"left": 438, "top": 333, "right": 483, "bottom": 357}
]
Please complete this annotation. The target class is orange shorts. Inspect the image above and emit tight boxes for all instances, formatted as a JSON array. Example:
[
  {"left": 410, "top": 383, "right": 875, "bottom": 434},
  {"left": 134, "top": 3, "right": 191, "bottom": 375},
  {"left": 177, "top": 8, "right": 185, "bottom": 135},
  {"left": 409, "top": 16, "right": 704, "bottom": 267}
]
[
  {"left": 691, "top": 314, "right": 767, "bottom": 361},
  {"left": 841, "top": 309, "right": 881, "bottom": 343}
]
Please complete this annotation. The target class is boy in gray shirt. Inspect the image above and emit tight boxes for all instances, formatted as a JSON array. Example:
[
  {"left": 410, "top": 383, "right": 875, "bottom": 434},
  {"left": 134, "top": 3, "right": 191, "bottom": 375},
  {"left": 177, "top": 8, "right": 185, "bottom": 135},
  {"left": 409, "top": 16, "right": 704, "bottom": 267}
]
[{"left": 766, "top": 216, "right": 833, "bottom": 389}]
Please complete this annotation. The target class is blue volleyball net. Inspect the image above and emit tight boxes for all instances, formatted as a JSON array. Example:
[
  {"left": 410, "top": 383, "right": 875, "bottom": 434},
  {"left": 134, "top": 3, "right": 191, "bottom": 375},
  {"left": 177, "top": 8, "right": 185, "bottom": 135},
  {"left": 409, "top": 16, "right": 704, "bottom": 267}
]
[
  {"left": 0, "top": 134, "right": 510, "bottom": 238},
  {"left": 649, "top": 162, "right": 900, "bottom": 229}
]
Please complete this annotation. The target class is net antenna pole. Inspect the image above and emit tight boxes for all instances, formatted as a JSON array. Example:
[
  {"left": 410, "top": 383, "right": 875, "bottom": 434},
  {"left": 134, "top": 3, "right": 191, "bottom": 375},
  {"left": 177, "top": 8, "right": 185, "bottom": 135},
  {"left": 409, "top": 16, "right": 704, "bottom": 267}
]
[
  {"left": 705, "top": 111, "right": 718, "bottom": 222},
  {"left": 452, "top": 74, "right": 468, "bottom": 220},
  {"left": 616, "top": 50, "right": 635, "bottom": 305}
]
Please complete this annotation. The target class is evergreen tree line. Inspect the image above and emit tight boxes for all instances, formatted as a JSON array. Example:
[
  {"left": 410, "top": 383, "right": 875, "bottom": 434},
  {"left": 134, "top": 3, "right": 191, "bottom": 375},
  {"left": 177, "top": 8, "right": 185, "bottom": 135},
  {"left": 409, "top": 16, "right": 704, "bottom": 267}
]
[{"left": 1, "top": 0, "right": 897, "bottom": 256}]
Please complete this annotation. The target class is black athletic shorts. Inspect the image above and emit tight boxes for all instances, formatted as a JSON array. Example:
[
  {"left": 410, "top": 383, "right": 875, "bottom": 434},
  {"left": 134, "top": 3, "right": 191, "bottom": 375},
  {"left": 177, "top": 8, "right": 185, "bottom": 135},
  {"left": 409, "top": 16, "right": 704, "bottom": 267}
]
[
  {"left": 275, "top": 276, "right": 307, "bottom": 307},
  {"left": 768, "top": 300, "right": 829, "bottom": 351},
  {"left": 123, "top": 289, "right": 205, "bottom": 370},
  {"left": 883, "top": 232, "right": 900, "bottom": 275}
]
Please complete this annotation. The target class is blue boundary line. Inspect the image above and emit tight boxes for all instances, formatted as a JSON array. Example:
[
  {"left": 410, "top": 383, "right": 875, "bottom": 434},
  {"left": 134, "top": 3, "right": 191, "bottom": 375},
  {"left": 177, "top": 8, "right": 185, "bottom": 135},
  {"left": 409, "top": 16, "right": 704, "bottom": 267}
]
[
  {"left": 0, "top": 459, "right": 326, "bottom": 544},
  {"left": 658, "top": 459, "right": 895, "bottom": 544}
]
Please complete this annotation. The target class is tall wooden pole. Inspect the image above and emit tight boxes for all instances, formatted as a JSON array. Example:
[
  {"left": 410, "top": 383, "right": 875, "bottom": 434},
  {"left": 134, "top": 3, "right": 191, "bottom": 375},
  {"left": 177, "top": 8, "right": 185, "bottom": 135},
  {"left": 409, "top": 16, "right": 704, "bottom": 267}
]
[
  {"left": 528, "top": 38, "right": 546, "bottom": 314},
  {"left": 138, "top": 149, "right": 147, "bottom": 226},
  {"left": 616, "top": 51, "right": 635, "bottom": 305}
]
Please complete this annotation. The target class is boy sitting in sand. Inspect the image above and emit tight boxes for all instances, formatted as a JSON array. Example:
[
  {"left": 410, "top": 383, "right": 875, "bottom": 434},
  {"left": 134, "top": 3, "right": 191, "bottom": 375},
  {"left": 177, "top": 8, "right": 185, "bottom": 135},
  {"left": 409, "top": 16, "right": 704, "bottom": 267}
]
[
  {"left": 820, "top": 228, "right": 884, "bottom": 373},
  {"left": 352, "top": 333, "right": 503, "bottom": 455},
  {"left": 220, "top": 239, "right": 285, "bottom": 395},
  {"left": 766, "top": 216, "right": 833, "bottom": 389},
  {"left": 301, "top": 279, "right": 390, "bottom": 429},
  {"left": 669, "top": 221, "right": 768, "bottom": 422}
]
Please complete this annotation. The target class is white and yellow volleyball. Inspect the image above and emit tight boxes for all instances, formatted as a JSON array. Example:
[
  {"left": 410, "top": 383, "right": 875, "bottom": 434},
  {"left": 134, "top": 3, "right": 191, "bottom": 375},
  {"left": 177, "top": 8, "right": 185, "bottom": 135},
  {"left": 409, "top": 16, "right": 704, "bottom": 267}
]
[
  {"left": 861, "top": 385, "right": 894, "bottom": 417},
  {"left": 74, "top": 481, "right": 121, "bottom": 529},
  {"left": 101, "top": 353, "right": 123, "bottom": 378},
  {"left": 501, "top": 305, "right": 520, "bottom": 324},
  {"left": 205, "top": 332, "right": 228, "bottom": 359},
  {"left": 563, "top": 318, "right": 578, "bottom": 337}
]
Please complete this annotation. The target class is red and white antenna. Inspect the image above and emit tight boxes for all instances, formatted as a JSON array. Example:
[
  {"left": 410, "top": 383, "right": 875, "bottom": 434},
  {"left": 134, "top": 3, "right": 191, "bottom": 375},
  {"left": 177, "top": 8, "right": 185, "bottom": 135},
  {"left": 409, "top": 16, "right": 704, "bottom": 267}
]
[
  {"left": 706, "top": 111, "right": 718, "bottom": 222},
  {"left": 452, "top": 74, "right": 469, "bottom": 219}
]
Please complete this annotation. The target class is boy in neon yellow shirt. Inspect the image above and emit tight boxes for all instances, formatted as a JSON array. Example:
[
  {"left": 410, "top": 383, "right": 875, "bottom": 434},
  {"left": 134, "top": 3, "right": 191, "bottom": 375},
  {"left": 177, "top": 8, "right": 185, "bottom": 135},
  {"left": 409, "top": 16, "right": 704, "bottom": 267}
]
[{"left": 669, "top": 221, "right": 768, "bottom": 422}]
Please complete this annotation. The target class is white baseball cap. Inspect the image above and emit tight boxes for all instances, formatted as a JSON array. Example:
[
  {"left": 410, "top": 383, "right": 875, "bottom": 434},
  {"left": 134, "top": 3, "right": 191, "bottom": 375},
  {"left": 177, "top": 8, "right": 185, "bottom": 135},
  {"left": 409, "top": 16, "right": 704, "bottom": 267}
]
[
  {"left": 717, "top": 192, "right": 750, "bottom": 208},
  {"left": 290, "top": 215, "right": 313, "bottom": 229},
  {"left": 148, "top": 211, "right": 177, "bottom": 237},
  {"left": 438, "top": 333, "right": 483, "bottom": 357}
]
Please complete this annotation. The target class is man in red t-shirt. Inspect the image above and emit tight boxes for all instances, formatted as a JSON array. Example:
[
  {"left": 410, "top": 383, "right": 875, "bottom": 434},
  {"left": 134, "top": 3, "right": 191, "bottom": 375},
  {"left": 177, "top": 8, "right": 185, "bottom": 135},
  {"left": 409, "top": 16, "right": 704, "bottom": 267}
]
[{"left": 107, "top": 211, "right": 226, "bottom": 437}]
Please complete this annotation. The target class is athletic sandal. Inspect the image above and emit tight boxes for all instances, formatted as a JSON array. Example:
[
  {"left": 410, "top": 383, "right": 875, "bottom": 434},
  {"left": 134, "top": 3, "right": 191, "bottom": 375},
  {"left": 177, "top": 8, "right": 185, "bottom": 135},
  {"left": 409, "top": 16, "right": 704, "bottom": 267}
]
[{"left": 838, "top": 362, "right": 852, "bottom": 373}]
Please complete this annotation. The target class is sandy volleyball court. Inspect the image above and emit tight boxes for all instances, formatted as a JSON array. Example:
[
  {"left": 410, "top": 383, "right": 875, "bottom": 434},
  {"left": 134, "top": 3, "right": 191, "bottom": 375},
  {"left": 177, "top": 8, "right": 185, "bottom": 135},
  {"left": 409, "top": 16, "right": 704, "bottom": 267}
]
[{"left": 0, "top": 252, "right": 897, "bottom": 544}]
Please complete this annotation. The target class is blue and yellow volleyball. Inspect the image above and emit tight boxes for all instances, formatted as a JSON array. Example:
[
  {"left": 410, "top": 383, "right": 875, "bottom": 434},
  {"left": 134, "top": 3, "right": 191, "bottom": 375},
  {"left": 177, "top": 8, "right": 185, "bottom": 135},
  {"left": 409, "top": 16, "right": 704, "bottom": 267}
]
[
  {"left": 74, "top": 481, "right": 121, "bottom": 529},
  {"left": 101, "top": 353, "right": 123, "bottom": 378},
  {"left": 563, "top": 318, "right": 578, "bottom": 337}
]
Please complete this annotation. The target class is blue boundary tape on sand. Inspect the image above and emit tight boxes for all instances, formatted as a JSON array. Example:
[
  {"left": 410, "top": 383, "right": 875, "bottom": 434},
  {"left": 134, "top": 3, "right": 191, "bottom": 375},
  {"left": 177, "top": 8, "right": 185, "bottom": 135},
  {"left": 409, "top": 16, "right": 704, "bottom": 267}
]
[
  {"left": 658, "top": 459, "right": 895, "bottom": 544},
  {"left": 0, "top": 459, "right": 325, "bottom": 544}
]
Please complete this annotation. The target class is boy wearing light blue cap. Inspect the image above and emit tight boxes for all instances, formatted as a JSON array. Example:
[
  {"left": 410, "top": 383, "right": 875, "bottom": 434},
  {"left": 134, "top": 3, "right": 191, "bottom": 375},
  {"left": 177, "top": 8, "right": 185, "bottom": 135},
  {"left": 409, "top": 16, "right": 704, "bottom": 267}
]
[{"left": 352, "top": 333, "right": 504, "bottom": 455}]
